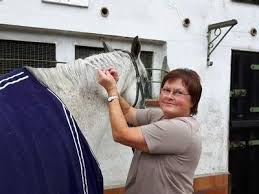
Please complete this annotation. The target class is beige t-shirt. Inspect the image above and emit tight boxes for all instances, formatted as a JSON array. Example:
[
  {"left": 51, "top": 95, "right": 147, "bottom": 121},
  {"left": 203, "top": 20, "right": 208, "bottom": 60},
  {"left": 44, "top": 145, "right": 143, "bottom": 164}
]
[{"left": 125, "top": 108, "right": 202, "bottom": 194}]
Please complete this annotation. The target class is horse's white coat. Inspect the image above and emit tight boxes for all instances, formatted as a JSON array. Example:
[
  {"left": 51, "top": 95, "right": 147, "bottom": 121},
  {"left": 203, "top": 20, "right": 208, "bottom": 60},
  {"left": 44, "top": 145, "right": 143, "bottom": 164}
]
[{"left": 27, "top": 50, "right": 148, "bottom": 187}]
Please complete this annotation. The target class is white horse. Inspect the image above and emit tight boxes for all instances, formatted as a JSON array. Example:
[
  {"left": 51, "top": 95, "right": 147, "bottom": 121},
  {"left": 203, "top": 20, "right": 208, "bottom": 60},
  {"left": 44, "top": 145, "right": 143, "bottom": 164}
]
[{"left": 27, "top": 37, "right": 148, "bottom": 187}]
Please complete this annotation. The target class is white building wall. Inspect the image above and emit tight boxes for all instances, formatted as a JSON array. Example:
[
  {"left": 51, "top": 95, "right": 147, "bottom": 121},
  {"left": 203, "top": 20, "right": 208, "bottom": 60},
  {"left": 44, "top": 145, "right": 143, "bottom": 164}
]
[{"left": 1, "top": 0, "right": 259, "bottom": 179}]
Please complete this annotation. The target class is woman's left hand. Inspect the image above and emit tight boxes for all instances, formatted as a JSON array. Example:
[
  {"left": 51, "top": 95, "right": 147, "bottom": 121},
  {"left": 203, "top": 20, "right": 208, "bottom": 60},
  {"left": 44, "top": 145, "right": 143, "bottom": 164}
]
[{"left": 98, "top": 69, "right": 117, "bottom": 92}]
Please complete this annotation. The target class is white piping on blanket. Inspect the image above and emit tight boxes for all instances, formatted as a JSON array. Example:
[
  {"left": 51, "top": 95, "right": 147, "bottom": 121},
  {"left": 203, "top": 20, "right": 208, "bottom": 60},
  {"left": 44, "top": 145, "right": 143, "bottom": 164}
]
[
  {"left": 0, "top": 75, "right": 29, "bottom": 91},
  {"left": 48, "top": 88, "right": 88, "bottom": 194},
  {"left": 0, "top": 71, "right": 24, "bottom": 84}
]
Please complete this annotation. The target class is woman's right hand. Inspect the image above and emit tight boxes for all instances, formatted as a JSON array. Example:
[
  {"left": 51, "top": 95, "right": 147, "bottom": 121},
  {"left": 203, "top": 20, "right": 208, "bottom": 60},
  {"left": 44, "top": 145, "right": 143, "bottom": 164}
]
[
  {"left": 107, "top": 67, "right": 119, "bottom": 82},
  {"left": 97, "top": 69, "right": 117, "bottom": 92}
]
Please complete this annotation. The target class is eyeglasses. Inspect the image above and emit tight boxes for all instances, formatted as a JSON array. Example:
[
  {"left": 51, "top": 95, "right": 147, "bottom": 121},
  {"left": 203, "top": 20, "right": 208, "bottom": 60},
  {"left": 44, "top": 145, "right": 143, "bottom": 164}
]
[{"left": 161, "top": 88, "right": 190, "bottom": 97}]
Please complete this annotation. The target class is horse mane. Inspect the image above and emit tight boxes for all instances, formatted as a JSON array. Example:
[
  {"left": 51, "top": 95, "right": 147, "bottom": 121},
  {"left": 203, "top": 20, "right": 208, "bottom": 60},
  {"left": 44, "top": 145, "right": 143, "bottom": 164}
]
[{"left": 28, "top": 51, "right": 136, "bottom": 97}]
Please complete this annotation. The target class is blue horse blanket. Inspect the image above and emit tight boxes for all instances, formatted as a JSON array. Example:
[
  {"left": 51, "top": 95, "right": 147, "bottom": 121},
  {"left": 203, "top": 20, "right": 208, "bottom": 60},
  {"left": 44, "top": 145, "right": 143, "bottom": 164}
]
[{"left": 0, "top": 68, "right": 103, "bottom": 194}]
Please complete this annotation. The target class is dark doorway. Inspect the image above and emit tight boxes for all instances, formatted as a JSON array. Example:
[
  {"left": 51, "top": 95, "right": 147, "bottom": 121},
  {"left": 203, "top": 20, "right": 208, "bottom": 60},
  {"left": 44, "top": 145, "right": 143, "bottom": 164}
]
[{"left": 229, "top": 50, "right": 259, "bottom": 194}]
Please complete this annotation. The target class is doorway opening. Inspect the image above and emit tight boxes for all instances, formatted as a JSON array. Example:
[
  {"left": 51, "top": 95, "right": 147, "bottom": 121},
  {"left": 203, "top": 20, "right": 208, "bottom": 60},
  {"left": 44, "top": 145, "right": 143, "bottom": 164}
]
[{"left": 229, "top": 50, "right": 259, "bottom": 194}]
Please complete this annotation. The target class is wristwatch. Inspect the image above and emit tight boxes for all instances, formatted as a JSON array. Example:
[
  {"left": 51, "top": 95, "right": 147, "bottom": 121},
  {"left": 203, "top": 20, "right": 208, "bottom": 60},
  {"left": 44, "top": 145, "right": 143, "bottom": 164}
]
[{"left": 107, "top": 95, "right": 119, "bottom": 102}]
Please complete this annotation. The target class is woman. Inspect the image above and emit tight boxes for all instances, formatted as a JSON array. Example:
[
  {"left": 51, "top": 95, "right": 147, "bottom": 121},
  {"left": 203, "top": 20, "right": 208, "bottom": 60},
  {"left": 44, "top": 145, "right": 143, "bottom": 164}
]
[{"left": 98, "top": 68, "right": 202, "bottom": 194}]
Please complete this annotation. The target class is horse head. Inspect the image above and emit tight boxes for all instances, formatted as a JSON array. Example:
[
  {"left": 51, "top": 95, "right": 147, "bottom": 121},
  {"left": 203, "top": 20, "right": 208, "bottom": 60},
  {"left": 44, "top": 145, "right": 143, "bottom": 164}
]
[{"left": 103, "top": 36, "right": 149, "bottom": 108}]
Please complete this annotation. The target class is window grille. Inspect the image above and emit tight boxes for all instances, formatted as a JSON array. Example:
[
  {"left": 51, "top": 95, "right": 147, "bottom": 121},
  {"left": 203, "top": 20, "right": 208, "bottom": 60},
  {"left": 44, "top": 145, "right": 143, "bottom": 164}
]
[
  {"left": 75, "top": 45, "right": 104, "bottom": 59},
  {"left": 0, "top": 39, "right": 56, "bottom": 75},
  {"left": 140, "top": 51, "right": 153, "bottom": 98},
  {"left": 140, "top": 51, "right": 153, "bottom": 80}
]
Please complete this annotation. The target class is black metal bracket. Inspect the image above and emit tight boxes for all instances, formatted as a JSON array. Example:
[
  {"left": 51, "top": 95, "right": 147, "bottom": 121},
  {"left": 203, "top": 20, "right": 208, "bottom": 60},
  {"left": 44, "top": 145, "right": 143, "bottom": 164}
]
[{"left": 207, "top": 19, "right": 238, "bottom": 66}]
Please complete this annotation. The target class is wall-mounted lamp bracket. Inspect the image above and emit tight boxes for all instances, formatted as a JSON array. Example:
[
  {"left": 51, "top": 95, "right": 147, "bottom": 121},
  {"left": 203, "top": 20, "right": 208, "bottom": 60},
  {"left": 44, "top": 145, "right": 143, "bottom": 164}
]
[{"left": 207, "top": 19, "right": 238, "bottom": 66}]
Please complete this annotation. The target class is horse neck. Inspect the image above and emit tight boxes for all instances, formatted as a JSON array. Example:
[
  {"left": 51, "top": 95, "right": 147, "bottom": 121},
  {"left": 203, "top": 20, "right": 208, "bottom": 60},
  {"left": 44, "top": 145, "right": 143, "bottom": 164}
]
[{"left": 27, "top": 51, "right": 137, "bottom": 149}]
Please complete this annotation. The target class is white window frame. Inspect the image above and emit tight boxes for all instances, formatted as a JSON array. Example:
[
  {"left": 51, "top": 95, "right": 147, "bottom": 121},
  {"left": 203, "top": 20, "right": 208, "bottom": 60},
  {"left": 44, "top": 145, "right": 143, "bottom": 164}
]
[{"left": 42, "top": 0, "right": 88, "bottom": 8}]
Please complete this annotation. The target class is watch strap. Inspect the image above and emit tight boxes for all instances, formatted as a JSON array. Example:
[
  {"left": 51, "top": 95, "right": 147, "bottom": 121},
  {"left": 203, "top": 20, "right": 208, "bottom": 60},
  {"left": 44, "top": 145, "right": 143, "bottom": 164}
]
[{"left": 107, "top": 95, "right": 119, "bottom": 102}]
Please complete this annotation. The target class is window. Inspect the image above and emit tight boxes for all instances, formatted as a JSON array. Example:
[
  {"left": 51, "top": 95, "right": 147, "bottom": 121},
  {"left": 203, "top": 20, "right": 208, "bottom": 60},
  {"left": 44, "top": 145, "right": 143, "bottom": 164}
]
[
  {"left": 0, "top": 39, "right": 56, "bottom": 75},
  {"left": 140, "top": 51, "right": 153, "bottom": 98},
  {"left": 42, "top": 0, "right": 88, "bottom": 7},
  {"left": 232, "top": 0, "right": 259, "bottom": 5},
  {"left": 75, "top": 46, "right": 104, "bottom": 59}
]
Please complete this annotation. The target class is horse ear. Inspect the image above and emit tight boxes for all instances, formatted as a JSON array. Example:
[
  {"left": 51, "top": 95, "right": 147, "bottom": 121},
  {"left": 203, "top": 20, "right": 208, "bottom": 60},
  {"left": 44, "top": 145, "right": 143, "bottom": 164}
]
[
  {"left": 102, "top": 41, "right": 114, "bottom": 52},
  {"left": 131, "top": 36, "right": 141, "bottom": 58}
]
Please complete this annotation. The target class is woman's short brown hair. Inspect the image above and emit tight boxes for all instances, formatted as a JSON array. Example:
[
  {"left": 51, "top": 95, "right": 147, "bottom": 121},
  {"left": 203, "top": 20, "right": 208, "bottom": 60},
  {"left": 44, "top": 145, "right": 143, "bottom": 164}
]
[{"left": 161, "top": 68, "right": 202, "bottom": 115}]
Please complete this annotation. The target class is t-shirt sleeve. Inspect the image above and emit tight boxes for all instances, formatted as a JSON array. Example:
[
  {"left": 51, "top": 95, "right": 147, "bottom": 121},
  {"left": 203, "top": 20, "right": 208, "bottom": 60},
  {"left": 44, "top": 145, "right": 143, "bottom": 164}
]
[
  {"left": 136, "top": 108, "right": 163, "bottom": 126},
  {"left": 141, "top": 118, "right": 193, "bottom": 154},
  {"left": 135, "top": 108, "right": 152, "bottom": 126}
]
